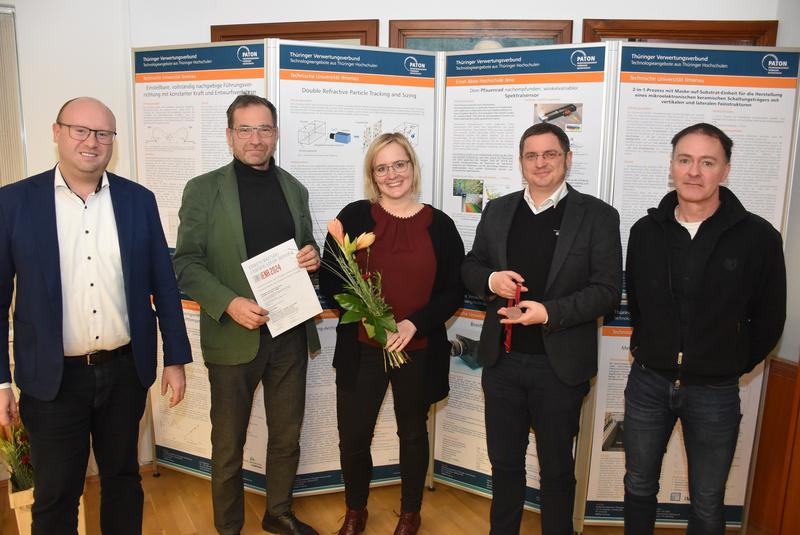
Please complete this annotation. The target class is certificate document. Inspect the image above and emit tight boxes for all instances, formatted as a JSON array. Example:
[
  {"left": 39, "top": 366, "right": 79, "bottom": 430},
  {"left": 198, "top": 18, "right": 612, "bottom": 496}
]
[{"left": 241, "top": 239, "right": 322, "bottom": 337}]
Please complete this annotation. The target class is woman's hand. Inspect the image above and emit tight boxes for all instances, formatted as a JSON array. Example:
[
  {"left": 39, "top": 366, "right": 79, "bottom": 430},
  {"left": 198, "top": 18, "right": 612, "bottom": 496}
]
[{"left": 385, "top": 319, "right": 417, "bottom": 352}]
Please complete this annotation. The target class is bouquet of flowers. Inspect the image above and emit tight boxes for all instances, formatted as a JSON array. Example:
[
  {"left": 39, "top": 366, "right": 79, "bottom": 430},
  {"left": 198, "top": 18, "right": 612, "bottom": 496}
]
[
  {"left": 0, "top": 421, "right": 34, "bottom": 492},
  {"left": 326, "top": 219, "right": 409, "bottom": 370}
]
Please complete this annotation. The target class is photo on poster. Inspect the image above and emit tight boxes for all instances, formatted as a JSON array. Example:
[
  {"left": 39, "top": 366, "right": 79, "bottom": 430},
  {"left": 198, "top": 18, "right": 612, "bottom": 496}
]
[
  {"left": 534, "top": 102, "right": 583, "bottom": 132},
  {"left": 601, "top": 412, "right": 625, "bottom": 452},
  {"left": 452, "top": 179, "right": 484, "bottom": 213}
]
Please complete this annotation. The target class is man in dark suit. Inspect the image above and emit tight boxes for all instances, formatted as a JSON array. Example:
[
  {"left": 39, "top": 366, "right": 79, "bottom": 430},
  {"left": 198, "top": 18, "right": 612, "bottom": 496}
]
[
  {"left": 462, "top": 123, "right": 622, "bottom": 535},
  {"left": 0, "top": 97, "right": 192, "bottom": 535}
]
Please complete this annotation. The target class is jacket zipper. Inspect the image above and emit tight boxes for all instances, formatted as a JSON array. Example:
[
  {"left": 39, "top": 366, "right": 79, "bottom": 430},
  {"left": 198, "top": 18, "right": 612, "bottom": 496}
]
[{"left": 675, "top": 351, "right": 683, "bottom": 388}]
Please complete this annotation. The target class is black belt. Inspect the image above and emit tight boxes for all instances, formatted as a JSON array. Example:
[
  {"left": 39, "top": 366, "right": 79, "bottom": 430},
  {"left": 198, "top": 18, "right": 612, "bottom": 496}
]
[{"left": 65, "top": 343, "right": 132, "bottom": 366}]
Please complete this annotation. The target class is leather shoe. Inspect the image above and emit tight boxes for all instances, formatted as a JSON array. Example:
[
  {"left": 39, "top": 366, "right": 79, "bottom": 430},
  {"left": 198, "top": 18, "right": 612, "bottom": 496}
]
[
  {"left": 337, "top": 508, "right": 367, "bottom": 535},
  {"left": 393, "top": 511, "right": 421, "bottom": 535},
  {"left": 262, "top": 511, "right": 318, "bottom": 535}
]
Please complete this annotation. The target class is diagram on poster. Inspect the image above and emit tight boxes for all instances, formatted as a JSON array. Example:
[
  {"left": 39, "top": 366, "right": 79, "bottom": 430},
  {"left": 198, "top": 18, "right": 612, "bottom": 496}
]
[{"left": 277, "top": 43, "right": 437, "bottom": 247}]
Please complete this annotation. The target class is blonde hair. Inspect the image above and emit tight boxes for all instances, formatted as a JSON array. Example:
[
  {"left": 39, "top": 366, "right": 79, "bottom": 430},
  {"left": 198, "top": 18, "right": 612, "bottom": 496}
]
[{"left": 363, "top": 133, "right": 421, "bottom": 203}]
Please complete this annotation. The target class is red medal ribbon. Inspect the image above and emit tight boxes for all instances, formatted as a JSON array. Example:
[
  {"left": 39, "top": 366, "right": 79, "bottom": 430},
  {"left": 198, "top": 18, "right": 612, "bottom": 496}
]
[{"left": 503, "top": 283, "right": 521, "bottom": 353}]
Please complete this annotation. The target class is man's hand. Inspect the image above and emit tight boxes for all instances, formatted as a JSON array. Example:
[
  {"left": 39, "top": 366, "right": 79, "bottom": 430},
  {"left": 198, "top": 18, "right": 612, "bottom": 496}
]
[
  {"left": 161, "top": 365, "right": 186, "bottom": 408},
  {"left": 385, "top": 320, "right": 417, "bottom": 353},
  {"left": 0, "top": 388, "right": 18, "bottom": 426},
  {"left": 489, "top": 271, "right": 528, "bottom": 300},
  {"left": 498, "top": 300, "right": 549, "bottom": 326},
  {"left": 297, "top": 244, "right": 321, "bottom": 273},
  {"left": 225, "top": 297, "right": 269, "bottom": 329}
]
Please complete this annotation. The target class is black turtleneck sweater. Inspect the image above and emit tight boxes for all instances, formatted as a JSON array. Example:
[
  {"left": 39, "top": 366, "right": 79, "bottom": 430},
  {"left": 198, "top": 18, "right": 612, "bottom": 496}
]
[{"left": 234, "top": 157, "right": 295, "bottom": 259}]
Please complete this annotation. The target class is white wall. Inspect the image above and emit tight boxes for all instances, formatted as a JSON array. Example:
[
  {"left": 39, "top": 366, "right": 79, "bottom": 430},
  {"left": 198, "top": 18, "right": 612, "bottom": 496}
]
[
  {"left": 125, "top": 0, "right": 782, "bottom": 49},
  {"left": 775, "top": 0, "right": 800, "bottom": 363}
]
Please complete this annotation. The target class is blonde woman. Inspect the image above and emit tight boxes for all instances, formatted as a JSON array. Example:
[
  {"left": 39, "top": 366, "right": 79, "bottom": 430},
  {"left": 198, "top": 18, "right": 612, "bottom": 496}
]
[{"left": 320, "top": 133, "right": 464, "bottom": 535}]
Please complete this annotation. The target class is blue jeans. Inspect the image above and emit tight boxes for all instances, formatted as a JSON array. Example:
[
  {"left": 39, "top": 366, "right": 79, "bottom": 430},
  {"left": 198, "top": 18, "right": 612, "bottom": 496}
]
[{"left": 623, "top": 362, "right": 741, "bottom": 535}]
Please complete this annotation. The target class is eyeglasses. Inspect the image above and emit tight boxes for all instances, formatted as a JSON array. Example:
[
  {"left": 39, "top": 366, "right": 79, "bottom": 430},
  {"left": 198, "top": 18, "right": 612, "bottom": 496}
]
[
  {"left": 233, "top": 125, "right": 276, "bottom": 139},
  {"left": 373, "top": 160, "right": 411, "bottom": 177},
  {"left": 523, "top": 150, "right": 564, "bottom": 162},
  {"left": 57, "top": 123, "right": 116, "bottom": 145}
]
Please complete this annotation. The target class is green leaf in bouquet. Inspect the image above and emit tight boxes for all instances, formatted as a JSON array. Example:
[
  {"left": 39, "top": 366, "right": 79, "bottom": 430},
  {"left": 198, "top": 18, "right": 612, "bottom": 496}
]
[
  {"left": 335, "top": 293, "right": 366, "bottom": 313},
  {"left": 375, "top": 314, "right": 397, "bottom": 332},
  {"left": 340, "top": 310, "right": 364, "bottom": 324},
  {"left": 362, "top": 318, "right": 376, "bottom": 339},
  {"left": 373, "top": 329, "right": 388, "bottom": 346},
  {"left": 365, "top": 317, "right": 389, "bottom": 346}
]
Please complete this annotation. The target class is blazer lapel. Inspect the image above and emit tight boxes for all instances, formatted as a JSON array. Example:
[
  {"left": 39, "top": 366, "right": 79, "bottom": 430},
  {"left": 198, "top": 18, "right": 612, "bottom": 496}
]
[
  {"left": 30, "top": 171, "right": 62, "bottom": 316},
  {"left": 109, "top": 174, "right": 133, "bottom": 298},
  {"left": 218, "top": 164, "right": 248, "bottom": 261},
  {"left": 545, "top": 185, "right": 585, "bottom": 292},
  {"left": 274, "top": 168, "right": 304, "bottom": 247},
  {"left": 495, "top": 192, "right": 523, "bottom": 270}
]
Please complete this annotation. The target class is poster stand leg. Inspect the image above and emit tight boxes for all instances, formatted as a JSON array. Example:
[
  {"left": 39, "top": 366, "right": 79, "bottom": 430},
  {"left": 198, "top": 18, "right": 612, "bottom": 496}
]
[
  {"left": 425, "top": 404, "right": 437, "bottom": 491},
  {"left": 572, "top": 380, "right": 598, "bottom": 535},
  {"left": 147, "top": 392, "right": 160, "bottom": 477}
]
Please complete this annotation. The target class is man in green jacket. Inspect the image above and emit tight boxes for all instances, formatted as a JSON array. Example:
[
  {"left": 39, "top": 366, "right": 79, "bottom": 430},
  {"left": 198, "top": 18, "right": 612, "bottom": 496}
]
[{"left": 174, "top": 94, "right": 321, "bottom": 535}]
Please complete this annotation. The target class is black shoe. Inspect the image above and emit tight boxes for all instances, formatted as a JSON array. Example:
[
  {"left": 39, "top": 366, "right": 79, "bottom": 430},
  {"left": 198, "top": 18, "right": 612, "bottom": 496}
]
[{"left": 262, "top": 511, "right": 319, "bottom": 535}]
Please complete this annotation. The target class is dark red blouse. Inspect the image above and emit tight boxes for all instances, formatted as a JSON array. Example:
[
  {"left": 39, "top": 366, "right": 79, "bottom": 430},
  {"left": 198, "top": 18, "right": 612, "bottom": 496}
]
[{"left": 356, "top": 203, "right": 436, "bottom": 350}]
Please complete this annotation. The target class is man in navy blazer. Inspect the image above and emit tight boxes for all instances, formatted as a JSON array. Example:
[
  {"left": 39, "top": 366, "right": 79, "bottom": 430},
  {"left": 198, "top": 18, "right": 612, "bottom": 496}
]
[
  {"left": 462, "top": 123, "right": 622, "bottom": 535},
  {"left": 0, "top": 97, "right": 191, "bottom": 534}
]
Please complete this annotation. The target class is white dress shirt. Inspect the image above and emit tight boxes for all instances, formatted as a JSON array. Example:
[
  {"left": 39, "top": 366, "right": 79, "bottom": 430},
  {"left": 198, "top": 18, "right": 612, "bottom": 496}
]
[
  {"left": 55, "top": 166, "right": 130, "bottom": 356},
  {"left": 523, "top": 179, "right": 569, "bottom": 215}
]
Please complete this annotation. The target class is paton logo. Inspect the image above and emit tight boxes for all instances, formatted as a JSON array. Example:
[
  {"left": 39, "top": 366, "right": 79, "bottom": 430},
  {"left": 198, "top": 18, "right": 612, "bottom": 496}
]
[
  {"left": 762, "top": 53, "right": 789, "bottom": 75},
  {"left": 237, "top": 45, "right": 259, "bottom": 66},
  {"left": 570, "top": 49, "right": 597, "bottom": 70},
  {"left": 404, "top": 56, "right": 427, "bottom": 75}
]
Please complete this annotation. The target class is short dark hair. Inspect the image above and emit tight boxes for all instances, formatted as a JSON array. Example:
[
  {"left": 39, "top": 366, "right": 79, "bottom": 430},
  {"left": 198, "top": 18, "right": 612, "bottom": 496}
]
[
  {"left": 671, "top": 123, "right": 733, "bottom": 162},
  {"left": 226, "top": 94, "right": 277, "bottom": 128},
  {"left": 518, "top": 123, "right": 570, "bottom": 157}
]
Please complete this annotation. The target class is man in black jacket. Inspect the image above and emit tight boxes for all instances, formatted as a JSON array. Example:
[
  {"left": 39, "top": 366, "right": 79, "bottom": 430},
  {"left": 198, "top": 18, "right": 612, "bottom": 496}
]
[
  {"left": 623, "top": 123, "right": 786, "bottom": 535},
  {"left": 462, "top": 123, "right": 622, "bottom": 535}
]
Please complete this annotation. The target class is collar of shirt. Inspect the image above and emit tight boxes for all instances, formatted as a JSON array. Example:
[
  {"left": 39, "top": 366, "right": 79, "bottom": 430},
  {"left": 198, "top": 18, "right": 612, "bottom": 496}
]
[
  {"left": 54, "top": 165, "right": 108, "bottom": 197},
  {"left": 523, "top": 180, "right": 568, "bottom": 215}
]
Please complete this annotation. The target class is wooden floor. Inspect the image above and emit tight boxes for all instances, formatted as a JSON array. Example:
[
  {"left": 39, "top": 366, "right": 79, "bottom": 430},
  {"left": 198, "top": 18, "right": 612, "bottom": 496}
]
[{"left": 1, "top": 467, "right": 739, "bottom": 534}]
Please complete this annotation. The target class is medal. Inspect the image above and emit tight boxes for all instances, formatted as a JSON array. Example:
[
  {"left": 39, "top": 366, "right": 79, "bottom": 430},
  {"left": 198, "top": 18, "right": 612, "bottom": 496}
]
[{"left": 505, "top": 306, "right": 522, "bottom": 320}]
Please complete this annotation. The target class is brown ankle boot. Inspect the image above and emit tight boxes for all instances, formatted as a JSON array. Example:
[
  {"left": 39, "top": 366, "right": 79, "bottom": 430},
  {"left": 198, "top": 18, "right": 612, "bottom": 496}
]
[
  {"left": 337, "top": 508, "right": 367, "bottom": 535},
  {"left": 393, "top": 511, "right": 421, "bottom": 535}
]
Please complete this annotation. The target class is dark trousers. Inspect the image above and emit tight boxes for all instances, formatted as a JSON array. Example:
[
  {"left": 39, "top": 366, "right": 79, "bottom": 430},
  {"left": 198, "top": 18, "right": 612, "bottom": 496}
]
[
  {"left": 623, "top": 362, "right": 741, "bottom": 535},
  {"left": 336, "top": 344, "right": 430, "bottom": 513},
  {"left": 206, "top": 327, "right": 308, "bottom": 535},
  {"left": 482, "top": 351, "right": 588, "bottom": 535},
  {"left": 19, "top": 349, "right": 147, "bottom": 535}
]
